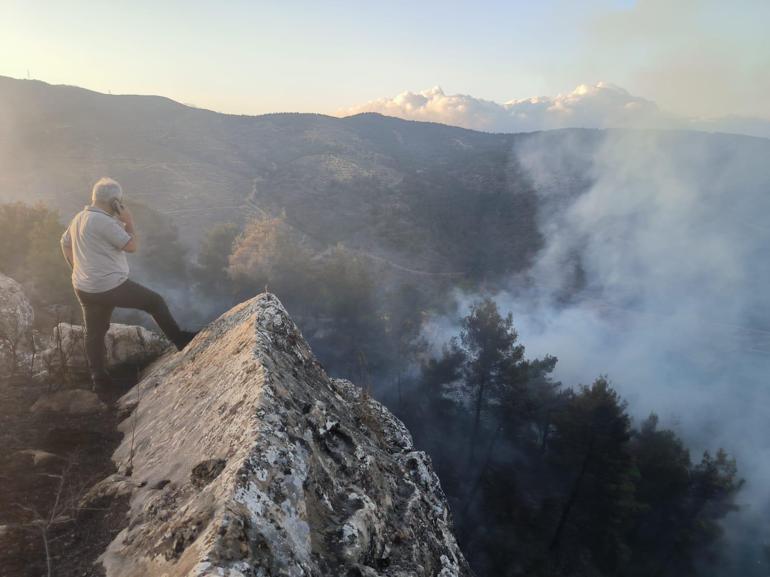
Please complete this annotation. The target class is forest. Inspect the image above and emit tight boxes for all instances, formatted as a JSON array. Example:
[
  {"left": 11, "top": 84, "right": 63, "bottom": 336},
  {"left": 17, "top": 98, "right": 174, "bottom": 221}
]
[{"left": 0, "top": 200, "right": 743, "bottom": 577}]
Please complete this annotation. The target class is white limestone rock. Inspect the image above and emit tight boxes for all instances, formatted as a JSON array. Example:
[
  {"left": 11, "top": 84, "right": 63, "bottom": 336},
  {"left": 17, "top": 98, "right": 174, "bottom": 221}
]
[
  {"left": 38, "top": 322, "right": 168, "bottom": 375},
  {"left": 15, "top": 449, "right": 61, "bottom": 466},
  {"left": 0, "top": 273, "right": 34, "bottom": 377},
  {"left": 30, "top": 388, "right": 107, "bottom": 414},
  {"left": 99, "top": 293, "right": 472, "bottom": 577}
]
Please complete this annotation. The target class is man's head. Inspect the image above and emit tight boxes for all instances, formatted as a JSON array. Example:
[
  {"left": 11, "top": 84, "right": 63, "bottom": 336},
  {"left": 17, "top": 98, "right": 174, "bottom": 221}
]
[{"left": 91, "top": 177, "right": 123, "bottom": 212}]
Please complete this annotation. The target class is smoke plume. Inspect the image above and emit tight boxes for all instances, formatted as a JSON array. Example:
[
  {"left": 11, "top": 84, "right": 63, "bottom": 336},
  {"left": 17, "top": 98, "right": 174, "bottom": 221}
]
[{"left": 427, "top": 128, "right": 770, "bottom": 569}]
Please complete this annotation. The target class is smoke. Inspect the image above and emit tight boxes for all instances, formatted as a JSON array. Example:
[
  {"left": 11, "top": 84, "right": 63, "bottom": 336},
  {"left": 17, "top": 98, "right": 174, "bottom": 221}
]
[
  {"left": 426, "top": 129, "right": 770, "bottom": 568},
  {"left": 583, "top": 0, "right": 770, "bottom": 121}
]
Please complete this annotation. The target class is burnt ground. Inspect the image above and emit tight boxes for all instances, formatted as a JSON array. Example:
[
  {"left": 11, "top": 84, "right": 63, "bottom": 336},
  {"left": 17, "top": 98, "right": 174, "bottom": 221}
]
[{"left": 0, "top": 369, "right": 138, "bottom": 577}]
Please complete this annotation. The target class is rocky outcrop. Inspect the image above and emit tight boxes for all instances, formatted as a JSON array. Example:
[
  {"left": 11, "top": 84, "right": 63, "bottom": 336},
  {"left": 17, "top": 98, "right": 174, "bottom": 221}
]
[
  {"left": 30, "top": 388, "right": 107, "bottom": 414},
  {"left": 101, "top": 293, "right": 471, "bottom": 577},
  {"left": 0, "top": 273, "right": 34, "bottom": 377},
  {"left": 35, "top": 322, "right": 168, "bottom": 380},
  {"left": 0, "top": 272, "right": 167, "bottom": 381}
]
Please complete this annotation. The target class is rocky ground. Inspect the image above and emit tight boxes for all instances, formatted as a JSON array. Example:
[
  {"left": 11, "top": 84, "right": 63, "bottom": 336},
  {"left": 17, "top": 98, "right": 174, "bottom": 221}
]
[
  {"left": 1, "top": 282, "right": 471, "bottom": 576},
  {"left": 0, "top": 371, "right": 136, "bottom": 577},
  {"left": 0, "top": 271, "right": 179, "bottom": 577}
]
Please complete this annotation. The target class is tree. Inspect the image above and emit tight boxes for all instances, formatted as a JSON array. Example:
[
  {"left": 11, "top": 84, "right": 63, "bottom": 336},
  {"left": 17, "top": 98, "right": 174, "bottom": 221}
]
[
  {"left": 624, "top": 414, "right": 693, "bottom": 576},
  {"left": 624, "top": 416, "right": 743, "bottom": 577},
  {"left": 194, "top": 222, "right": 240, "bottom": 294},
  {"left": 498, "top": 353, "right": 562, "bottom": 450},
  {"left": 126, "top": 201, "right": 188, "bottom": 285},
  {"left": 660, "top": 449, "right": 742, "bottom": 577},
  {"left": 312, "top": 246, "right": 388, "bottom": 380},
  {"left": 382, "top": 283, "right": 429, "bottom": 408},
  {"left": 0, "top": 202, "right": 73, "bottom": 306},
  {"left": 546, "top": 377, "right": 637, "bottom": 575},
  {"left": 228, "top": 214, "right": 316, "bottom": 311},
  {"left": 403, "top": 339, "right": 467, "bottom": 485},
  {"left": 0, "top": 203, "right": 42, "bottom": 274},
  {"left": 457, "top": 297, "right": 523, "bottom": 467},
  {"left": 407, "top": 296, "right": 743, "bottom": 577},
  {"left": 25, "top": 208, "right": 73, "bottom": 305}
]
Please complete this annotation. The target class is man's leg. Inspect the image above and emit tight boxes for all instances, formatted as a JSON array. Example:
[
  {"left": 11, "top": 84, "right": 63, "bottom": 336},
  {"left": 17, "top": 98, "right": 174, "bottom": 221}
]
[
  {"left": 107, "top": 279, "right": 193, "bottom": 350},
  {"left": 79, "top": 300, "right": 114, "bottom": 383}
]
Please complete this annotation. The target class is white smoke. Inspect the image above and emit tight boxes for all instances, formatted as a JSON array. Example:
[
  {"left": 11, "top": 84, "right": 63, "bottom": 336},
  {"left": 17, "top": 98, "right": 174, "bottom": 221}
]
[
  {"left": 425, "top": 128, "right": 770, "bottom": 570},
  {"left": 509, "top": 130, "right": 770, "bottom": 568}
]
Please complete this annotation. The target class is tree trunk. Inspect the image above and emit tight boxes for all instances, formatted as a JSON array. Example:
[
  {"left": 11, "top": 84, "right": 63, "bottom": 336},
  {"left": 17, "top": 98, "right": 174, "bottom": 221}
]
[
  {"left": 651, "top": 497, "right": 708, "bottom": 577},
  {"left": 549, "top": 433, "right": 595, "bottom": 553},
  {"left": 539, "top": 409, "right": 552, "bottom": 454},
  {"left": 459, "top": 421, "right": 504, "bottom": 532},
  {"left": 466, "top": 377, "right": 486, "bottom": 468},
  {"left": 396, "top": 368, "right": 403, "bottom": 411}
]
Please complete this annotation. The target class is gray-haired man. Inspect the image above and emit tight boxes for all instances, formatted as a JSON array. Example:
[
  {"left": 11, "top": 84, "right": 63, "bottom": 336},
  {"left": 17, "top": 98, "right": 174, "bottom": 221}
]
[{"left": 61, "top": 177, "right": 195, "bottom": 388}]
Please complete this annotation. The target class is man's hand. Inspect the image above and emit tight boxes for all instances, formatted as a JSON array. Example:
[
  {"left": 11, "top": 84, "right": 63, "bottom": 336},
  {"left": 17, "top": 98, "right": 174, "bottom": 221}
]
[
  {"left": 61, "top": 243, "right": 74, "bottom": 269},
  {"left": 116, "top": 204, "right": 134, "bottom": 226},
  {"left": 116, "top": 205, "right": 138, "bottom": 253}
]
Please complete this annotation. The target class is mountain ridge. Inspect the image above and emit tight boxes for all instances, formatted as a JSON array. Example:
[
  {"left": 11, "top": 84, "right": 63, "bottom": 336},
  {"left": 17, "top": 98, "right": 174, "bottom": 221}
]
[{"left": 2, "top": 75, "right": 767, "bottom": 287}]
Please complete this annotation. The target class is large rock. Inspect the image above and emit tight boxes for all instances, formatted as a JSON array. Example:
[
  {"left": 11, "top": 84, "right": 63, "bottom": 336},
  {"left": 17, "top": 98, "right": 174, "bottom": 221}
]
[
  {"left": 38, "top": 322, "right": 168, "bottom": 376},
  {"left": 30, "top": 388, "right": 107, "bottom": 414},
  {"left": 100, "top": 293, "right": 471, "bottom": 577},
  {"left": 0, "top": 273, "right": 34, "bottom": 377}
]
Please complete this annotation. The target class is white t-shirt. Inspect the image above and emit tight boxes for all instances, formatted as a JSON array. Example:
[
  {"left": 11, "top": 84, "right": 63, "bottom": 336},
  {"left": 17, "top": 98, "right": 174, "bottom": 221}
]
[{"left": 61, "top": 206, "right": 132, "bottom": 293}]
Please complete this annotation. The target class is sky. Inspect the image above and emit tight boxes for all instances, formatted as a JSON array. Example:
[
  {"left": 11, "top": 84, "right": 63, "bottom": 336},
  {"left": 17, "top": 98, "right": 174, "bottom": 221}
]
[{"left": 1, "top": 0, "right": 768, "bottom": 124}]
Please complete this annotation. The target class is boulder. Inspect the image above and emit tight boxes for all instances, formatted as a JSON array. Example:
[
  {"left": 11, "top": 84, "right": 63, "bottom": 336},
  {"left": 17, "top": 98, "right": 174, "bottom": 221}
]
[
  {"left": 30, "top": 388, "right": 107, "bottom": 414},
  {"left": 15, "top": 449, "right": 60, "bottom": 466},
  {"left": 38, "top": 322, "right": 168, "bottom": 376},
  {"left": 99, "top": 293, "right": 471, "bottom": 577},
  {"left": 80, "top": 473, "right": 139, "bottom": 508},
  {"left": 0, "top": 273, "right": 34, "bottom": 377}
]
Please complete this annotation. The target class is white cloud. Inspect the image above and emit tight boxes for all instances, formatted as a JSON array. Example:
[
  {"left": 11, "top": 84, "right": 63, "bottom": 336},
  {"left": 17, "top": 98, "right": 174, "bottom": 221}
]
[{"left": 341, "top": 82, "right": 770, "bottom": 138}]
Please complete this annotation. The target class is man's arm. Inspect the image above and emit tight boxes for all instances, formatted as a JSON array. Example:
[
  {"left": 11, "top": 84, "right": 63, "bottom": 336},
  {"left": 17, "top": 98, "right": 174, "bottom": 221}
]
[
  {"left": 60, "top": 226, "right": 74, "bottom": 268},
  {"left": 61, "top": 242, "right": 74, "bottom": 269},
  {"left": 117, "top": 206, "right": 138, "bottom": 253}
]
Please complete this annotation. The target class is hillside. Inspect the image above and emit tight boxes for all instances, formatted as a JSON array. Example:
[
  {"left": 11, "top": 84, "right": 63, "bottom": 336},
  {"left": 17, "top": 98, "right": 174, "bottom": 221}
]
[
  {"left": 4, "top": 76, "right": 767, "bottom": 286},
  {"left": 0, "top": 76, "right": 575, "bottom": 281}
]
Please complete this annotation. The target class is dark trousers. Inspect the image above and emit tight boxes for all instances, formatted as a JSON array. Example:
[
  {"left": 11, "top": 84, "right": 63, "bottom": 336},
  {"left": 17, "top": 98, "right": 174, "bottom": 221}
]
[{"left": 75, "top": 279, "right": 183, "bottom": 376}]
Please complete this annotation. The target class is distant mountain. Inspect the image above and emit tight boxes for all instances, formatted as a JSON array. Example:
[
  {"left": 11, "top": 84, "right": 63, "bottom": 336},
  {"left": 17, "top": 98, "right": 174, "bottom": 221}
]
[{"left": 0, "top": 76, "right": 766, "bottom": 285}]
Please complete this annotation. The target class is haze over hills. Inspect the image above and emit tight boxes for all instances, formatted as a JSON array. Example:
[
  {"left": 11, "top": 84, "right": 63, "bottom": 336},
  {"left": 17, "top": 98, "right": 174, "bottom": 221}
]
[
  {"left": 3, "top": 75, "right": 769, "bottom": 290},
  {"left": 0, "top": 75, "right": 544, "bottom": 280},
  {"left": 3, "top": 74, "right": 770, "bottom": 413}
]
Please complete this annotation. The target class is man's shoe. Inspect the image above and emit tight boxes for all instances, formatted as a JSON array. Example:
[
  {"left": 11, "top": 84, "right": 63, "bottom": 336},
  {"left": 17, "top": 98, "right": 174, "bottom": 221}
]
[
  {"left": 91, "top": 370, "right": 113, "bottom": 391},
  {"left": 175, "top": 331, "right": 199, "bottom": 351}
]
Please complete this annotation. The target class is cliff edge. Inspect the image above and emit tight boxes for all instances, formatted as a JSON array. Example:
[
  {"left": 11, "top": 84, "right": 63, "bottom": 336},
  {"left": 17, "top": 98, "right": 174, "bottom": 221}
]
[{"left": 98, "top": 293, "right": 471, "bottom": 577}]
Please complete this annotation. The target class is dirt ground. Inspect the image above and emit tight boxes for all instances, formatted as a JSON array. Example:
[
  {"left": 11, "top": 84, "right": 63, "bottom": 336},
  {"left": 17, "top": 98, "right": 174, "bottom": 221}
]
[{"left": 0, "top": 370, "right": 137, "bottom": 577}]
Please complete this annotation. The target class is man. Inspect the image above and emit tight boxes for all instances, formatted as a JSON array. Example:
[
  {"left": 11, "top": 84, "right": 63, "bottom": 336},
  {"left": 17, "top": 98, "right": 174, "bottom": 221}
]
[{"left": 61, "top": 177, "right": 195, "bottom": 388}]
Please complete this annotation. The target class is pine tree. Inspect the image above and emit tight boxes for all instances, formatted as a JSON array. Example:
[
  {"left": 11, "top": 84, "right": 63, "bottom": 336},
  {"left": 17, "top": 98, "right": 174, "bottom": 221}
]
[
  {"left": 547, "top": 377, "right": 637, "bottom": 574},
  {"left": 457, "top": 297, "right": 522, "bottom": 467},
  {"left": 194, "top": 222, "right": 239, "bottom": 294}
]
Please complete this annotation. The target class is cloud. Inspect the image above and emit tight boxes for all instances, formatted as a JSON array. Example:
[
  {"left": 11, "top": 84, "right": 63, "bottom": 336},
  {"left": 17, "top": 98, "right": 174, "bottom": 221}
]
[
  {"left": 341, "top": 82, "right": 770, "bottom": 138},
  {"left": 341, "top": 86, "right": 509, "bottom": 132}
]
